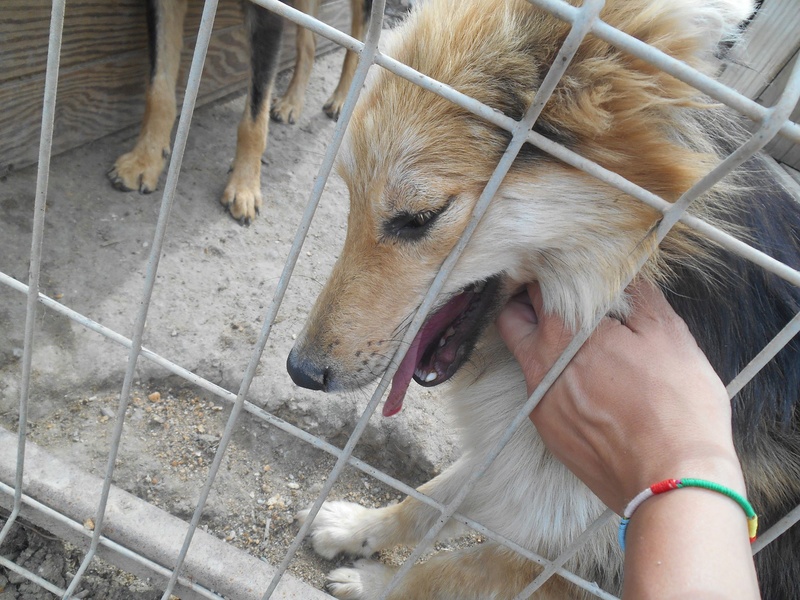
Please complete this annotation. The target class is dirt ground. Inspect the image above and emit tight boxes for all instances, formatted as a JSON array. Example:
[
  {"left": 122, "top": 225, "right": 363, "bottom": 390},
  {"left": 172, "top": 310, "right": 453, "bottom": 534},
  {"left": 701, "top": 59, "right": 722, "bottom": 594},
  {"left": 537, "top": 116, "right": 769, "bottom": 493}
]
[{"left": 0, "top": 4, "right": 471, "bottom": 598}]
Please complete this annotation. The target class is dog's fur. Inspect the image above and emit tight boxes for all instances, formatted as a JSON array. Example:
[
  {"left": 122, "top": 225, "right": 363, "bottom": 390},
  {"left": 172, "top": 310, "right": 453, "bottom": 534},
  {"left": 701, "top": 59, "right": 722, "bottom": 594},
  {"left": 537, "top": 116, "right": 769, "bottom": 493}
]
[
  {"left": 108, "top": 0, "right": 370, "bottom": 224},
  {"left": 287, "top": 0, "right": 800, "bottom": 597}
]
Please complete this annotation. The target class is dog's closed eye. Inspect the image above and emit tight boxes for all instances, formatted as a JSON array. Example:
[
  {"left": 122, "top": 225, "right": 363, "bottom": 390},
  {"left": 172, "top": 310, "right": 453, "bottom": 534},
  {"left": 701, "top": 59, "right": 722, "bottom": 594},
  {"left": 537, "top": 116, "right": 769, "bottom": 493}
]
[{"left": 383, "top": 196, "right": 455, "bottom": 241}]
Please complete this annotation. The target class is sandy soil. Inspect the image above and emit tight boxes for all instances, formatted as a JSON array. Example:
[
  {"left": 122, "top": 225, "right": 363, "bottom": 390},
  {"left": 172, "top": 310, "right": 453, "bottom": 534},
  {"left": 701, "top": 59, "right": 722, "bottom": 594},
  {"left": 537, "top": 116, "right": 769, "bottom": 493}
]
[{"left": 0, "top": 5, "right": 468, "bottom": 597}]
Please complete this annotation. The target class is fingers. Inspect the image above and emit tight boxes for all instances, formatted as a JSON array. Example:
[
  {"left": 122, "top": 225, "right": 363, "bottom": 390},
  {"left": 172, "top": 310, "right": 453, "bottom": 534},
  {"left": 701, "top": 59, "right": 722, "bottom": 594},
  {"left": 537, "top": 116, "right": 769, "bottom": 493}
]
[
  {"left": 623, "top": 280, "right": 674, "bottom": 332},
  {"left": 527, "top": 281, "right": 545, "bottom": 324},
  {"left": 497, "top": 283, "right": 575, "bottom": 393},
  {"left": 503, "top": 288, "right": 538, "bottom": 327},
  {"left": 496, "top": 287, "right": 538, "bottom": 364}
]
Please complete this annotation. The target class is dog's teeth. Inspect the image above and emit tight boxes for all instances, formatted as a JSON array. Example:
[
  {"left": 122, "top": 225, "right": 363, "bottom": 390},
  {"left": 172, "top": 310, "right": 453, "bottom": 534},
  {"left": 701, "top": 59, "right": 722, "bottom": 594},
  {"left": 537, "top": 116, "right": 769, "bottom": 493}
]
[
  {"left": 415, "top": 368, "right": 437, "bottom": 383},
  {"left": 438, "top": 337, "right": 447, "bottom": 348},
  {"left": 445, "top": 327, "right": 456, "bottom": 338}
]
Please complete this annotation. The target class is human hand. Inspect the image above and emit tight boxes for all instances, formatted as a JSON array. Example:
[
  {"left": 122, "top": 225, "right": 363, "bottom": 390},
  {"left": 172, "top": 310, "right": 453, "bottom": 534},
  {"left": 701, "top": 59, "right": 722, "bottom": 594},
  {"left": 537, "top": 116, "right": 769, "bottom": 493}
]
[{"left": 496, "top": 281, "right": 745, "bottom": 513}]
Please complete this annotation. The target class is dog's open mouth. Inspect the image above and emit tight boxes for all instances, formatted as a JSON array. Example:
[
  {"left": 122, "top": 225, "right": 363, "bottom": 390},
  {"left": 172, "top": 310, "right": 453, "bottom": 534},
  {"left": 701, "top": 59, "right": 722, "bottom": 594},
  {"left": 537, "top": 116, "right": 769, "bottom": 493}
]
[{"left": 383, "top": 276, "right": 501, "bottom": 417}]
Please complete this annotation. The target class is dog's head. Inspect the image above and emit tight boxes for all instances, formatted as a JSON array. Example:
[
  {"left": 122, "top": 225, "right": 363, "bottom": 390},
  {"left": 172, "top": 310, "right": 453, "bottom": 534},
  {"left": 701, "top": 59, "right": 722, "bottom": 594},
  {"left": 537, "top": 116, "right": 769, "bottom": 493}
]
[{"left": 287, "top": 0, "right": 753, "bottom": 414}]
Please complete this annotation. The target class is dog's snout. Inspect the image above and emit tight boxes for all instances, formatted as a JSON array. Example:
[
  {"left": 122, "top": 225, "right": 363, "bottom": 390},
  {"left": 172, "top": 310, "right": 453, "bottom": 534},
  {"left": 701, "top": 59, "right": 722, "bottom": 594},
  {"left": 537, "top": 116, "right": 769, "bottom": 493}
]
[{"left": 286, "top": 347, "right": 330, "bottom": 391}]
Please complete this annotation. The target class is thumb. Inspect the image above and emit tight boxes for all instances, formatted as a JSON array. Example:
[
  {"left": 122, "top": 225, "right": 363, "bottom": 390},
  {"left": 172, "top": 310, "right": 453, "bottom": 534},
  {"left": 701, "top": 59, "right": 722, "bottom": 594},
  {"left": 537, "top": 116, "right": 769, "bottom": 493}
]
[
  {"left": 497, "top": 285, "right": 548, "bottom": 394},
  {"left": 497, "top": 288, "right": 538, "bottom": 360}
]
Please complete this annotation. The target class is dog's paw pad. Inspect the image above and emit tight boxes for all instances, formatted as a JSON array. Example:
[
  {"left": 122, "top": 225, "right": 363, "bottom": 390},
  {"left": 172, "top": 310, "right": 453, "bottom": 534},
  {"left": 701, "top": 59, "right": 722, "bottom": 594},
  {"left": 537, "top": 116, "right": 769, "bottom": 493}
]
[
  {"left": 327, "top": 560, "right": 395, "bottom": 600},
  {"left": 298, "top": 501, "right": 378, "bottom": 559}
]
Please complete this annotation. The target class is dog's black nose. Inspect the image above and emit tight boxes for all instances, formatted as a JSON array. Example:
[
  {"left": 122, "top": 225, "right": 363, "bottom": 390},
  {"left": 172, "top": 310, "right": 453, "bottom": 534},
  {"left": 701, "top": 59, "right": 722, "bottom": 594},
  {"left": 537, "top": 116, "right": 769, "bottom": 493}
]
[{"left": 286, "top": 348, "right": 328, "bottom": 391}]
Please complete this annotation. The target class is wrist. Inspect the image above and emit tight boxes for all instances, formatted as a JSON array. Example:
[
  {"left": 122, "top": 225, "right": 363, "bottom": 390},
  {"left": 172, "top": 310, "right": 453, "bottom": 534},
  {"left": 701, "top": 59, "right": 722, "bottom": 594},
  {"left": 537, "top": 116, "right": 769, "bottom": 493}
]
[{"left": 622, "top": 486, "right": 760, "bottom": 600}]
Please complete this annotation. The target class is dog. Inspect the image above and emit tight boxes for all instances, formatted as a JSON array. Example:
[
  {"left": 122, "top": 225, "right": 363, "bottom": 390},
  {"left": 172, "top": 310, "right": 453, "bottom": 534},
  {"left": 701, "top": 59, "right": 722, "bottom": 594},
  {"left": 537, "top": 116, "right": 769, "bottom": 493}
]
[
  {"left": 286, "top": 0, "right": 800, "bottom": 597},
  {"left": 107, "top": 0, "right": 370, "bottom": 224}
]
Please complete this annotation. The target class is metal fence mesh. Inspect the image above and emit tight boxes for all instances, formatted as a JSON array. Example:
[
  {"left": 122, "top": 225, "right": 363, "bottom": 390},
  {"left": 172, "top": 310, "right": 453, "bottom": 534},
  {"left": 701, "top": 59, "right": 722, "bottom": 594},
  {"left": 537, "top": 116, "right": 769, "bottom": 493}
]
[{"left": 1, "top": 0, "right": 799, "bottom": 598}]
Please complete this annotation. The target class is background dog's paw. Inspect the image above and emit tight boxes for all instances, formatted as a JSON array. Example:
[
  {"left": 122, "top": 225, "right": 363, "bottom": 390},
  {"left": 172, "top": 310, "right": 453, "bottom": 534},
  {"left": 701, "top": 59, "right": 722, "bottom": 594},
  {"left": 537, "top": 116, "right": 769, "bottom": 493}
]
[
  {"left": 221, "top": 164, "right": 262, "bottom": 225},
  {"left": 322, "top": 93, "right": 345, "bottom": 121},
  {"left": 297, "top": 501, "right": 380, "bottom": 559},
  {"left": 270, "top": 95, "right": 303, "bottom": 125},
  {"left": 327, "top": 560, "right": 396, "bottom": 600},
  {"left": 108, "top": 147, "right": 166, "bottom": 193}
]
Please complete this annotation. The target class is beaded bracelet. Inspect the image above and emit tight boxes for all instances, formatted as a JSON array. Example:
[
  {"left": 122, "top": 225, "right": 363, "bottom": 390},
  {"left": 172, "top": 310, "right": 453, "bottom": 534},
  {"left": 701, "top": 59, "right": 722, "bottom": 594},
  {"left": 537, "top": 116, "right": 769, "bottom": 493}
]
[{"left": 617, "top": 478, "right": 758, "bottom": 551}]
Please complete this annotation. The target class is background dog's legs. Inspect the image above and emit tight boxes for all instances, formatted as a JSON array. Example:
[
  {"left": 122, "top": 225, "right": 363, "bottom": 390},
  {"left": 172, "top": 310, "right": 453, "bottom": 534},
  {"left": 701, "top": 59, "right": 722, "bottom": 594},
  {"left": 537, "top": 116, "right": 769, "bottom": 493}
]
[
  {"left": 322, "top": 0, "right": 370, "bottom": 120},
  {"left": 221, "top": 3, "right": 285, "bottom": 224},
  {"left": 270, "top": 0, "right": 318, "bottom": 124},
  {"left": 326, "top": 544, "right": 572, "bottom": 600},
  {"left": 109, "top": 0, "right": 187, "bottom": 193}
]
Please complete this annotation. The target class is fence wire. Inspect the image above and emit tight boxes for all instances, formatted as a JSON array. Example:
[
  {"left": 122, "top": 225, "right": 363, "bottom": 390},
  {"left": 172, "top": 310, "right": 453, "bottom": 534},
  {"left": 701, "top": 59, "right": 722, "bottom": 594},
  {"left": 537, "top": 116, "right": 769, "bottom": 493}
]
[
  {"left": 1, "top": 0, "right": 799, "bottom": 599},
  {"left": 0, "top": 0, "right": 67, "bottom": 561}
]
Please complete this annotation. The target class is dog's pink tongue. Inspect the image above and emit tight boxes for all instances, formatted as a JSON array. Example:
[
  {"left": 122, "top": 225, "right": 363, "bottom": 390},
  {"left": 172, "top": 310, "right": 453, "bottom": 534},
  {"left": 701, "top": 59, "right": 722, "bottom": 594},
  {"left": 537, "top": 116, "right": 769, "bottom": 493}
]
[
  {"left": 383, "top": 334, "right": 422, "bottom": 417},
  {"left": 383, "top": 293, "right": 472, "bottom": 417}
]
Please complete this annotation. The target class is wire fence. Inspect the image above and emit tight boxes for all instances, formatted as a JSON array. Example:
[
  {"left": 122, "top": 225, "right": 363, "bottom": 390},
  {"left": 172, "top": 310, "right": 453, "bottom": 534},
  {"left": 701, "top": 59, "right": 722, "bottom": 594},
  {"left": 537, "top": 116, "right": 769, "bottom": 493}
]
[{"left": 1, "top": 0, "right": 799, "bottom": 598}]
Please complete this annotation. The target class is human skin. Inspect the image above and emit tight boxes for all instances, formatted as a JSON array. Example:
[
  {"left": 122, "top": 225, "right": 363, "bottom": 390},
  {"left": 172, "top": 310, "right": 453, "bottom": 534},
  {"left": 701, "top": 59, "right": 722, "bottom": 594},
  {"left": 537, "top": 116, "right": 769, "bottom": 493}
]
[{"left": 496, "top": 282, "right": 760, "bottom": 599}]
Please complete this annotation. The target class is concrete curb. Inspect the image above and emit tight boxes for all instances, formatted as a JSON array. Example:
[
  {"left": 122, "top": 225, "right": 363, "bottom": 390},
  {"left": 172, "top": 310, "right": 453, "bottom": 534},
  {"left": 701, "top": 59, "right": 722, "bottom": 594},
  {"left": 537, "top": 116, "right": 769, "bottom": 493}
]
[{"left": 0, "top": 426, "right": 331, "bottom": 600}]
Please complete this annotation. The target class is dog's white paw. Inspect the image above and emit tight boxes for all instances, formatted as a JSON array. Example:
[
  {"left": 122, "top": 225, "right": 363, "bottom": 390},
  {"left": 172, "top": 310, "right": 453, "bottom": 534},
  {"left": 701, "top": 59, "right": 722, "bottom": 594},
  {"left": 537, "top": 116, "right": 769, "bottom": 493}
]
[
  {"left": 297, "top": 501, "right": 381, "bottom": 559},
  {"left": 327, "top": 559, "right": 396, "bottom": 600}
]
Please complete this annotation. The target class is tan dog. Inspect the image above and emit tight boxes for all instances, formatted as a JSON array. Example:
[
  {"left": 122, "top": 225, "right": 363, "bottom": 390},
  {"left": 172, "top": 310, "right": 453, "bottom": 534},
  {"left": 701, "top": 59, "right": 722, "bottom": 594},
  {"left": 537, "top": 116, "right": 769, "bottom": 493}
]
[
  {"left": 288, "top": 0, "right": 800, "bottom": 598},
  {"left": 108, "top": 0, "right": 370, "bottom": 224}
]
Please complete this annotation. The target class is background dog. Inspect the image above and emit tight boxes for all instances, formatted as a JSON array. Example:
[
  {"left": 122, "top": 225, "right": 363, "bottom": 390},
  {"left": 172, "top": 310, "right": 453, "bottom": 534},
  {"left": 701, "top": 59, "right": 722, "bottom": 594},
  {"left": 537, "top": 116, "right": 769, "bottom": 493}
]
[
  {"left": 286, "top": 0, "right": 800, "bottom": 598},
  {"left": 108, "top": 0, "right": 369, "bottom": 224}
]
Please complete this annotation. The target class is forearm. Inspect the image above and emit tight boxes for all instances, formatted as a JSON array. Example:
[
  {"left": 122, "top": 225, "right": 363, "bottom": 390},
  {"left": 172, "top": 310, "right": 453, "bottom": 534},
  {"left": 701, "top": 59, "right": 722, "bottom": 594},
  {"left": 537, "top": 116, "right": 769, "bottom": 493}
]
[{"left": 622, "top": 487, "right": 760, "bottom": 599}]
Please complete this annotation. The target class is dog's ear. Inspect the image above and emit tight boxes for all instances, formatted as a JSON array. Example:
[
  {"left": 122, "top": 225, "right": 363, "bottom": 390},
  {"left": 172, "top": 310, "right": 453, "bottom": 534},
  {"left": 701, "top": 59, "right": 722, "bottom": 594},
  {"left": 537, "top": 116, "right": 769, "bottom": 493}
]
[
  {"left": 599, "top": 0, "right": 755, "bottom": 66},
  {"left": 537, "top": 0, "right": 755, "bottom": 199}
]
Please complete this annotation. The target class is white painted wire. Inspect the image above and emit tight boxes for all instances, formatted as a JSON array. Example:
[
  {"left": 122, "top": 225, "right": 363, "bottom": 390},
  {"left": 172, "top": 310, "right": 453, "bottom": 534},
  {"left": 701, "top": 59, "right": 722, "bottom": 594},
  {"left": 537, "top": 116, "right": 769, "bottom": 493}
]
[
  {"left": 63, "top": 0, "right": 221, "bottom": 597},
  {"left": 0, "top": 0, "right": 66, "bottom": 552}
]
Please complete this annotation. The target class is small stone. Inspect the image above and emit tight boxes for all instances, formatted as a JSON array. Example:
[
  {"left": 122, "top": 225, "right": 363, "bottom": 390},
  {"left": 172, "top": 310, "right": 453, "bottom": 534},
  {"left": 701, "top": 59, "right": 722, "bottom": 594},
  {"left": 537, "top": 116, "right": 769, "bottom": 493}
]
[
  {"left": 148, "top": 392, "right": 161, "bottom": 402},
  {"left": 262, "top": 518, "right": 272, "bottom": 544},
  {"left": 7, "top": 569, "right": 25, "bottom": 585},
  {"left": 266, "top": 494, "right": 284, "bottom": 509}
]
